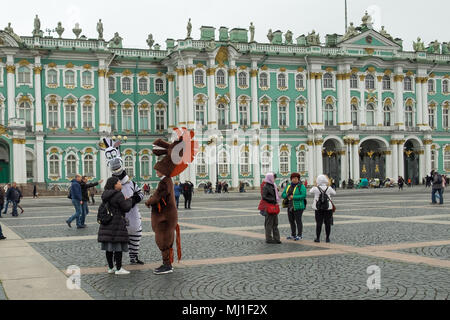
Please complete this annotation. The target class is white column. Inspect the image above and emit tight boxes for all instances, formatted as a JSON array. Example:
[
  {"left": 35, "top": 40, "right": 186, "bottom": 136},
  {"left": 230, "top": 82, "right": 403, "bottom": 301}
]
[
  {"left": 98, "top": 65, "right": 107, "bottom": 132},
  {"left": 309, "top": 73, "right": 316, "bottom": 125},
  {"left": 252, "top": 139, "right": 260, "bottom": 187},
  {"left": 177, "top": 69, "right": 186, "bottom": 125},
  {"left": 13, "top": 140, "right": 27, "bottom": 184},
  {"left": 394, "top": 74, "right": 405, "bottom": 130},
  {"left": 35, "top": 134, "right": 45, "bottom": 183},
  {"left": 398, "top": 141, "right": 405, "bottom": 178},
  {"left": 100, "top": 149, "right": 108, "bottom": 188},
  {"left": 419, "top": 151, "right": 425, "bottom": 183},
  {"left": 250, "top": 62, "right": 259, "bottom": 128},
  {"left": 359, "top": 75, "right": 366, "bottom": 126},
  {"left": 337, "top": 74, "right": 344, "bottom": 127},
  {"left": 391, "top": 141, "right": 399, "bottom": 180},
  {"left": 104, "top": 72, "right": 110, "bottom": 134},
  {"left": 422, "top": 79, "right": 429, "bottom": 129},
  {"left": 347, "top": 142, "right": 353, "bottom": 180},
  {"left": 344, "top": 72, "right": 352, "bottom": 130},
  {"left": 6, "top": 55, "right": 16, "bottom": 122},
  {"left": 186, "top": 67, "right": 195, "bottom": 129},
  {"left": 315, "top": 138, "right": 323, "bottom": 175},
  {"left": 209, "top": 144, "right": 217, "bottom": 188},
  {"left": 315, "top": 74, "right": 323, "bottom": 127},
  {"left": 229, "top": 66, "right": 238, "bottom": 128},
  {"left": 340, "top": 150, "right": 347, "bottom": 186},
  {"left": 307, "top": 141, "right": 315, "bottom": 184},
  {"left": 416, "top": 77, "right": 423, "bottom": 127},
  {"left": 207, "top": 62, "right": 217, "bottom": 129},
  {"left": 352, "top": 141, "right": 360, "bottom": 181},
  {"left": 424, "top": 141, "right": 432, "bottom": 176},
  {"left": 33, "top": 56, "right": 43, "bottom": 132},
  {"left": 231, "top": 137, "right": 239, "bottom": 189},
  {"left": 168, "top": 73, "right": 175, "bottom": 128},
  {"left": 376, "top": 76, "right": 383, "bottom": 126},
  {"left": 385, "top": 152, "right": 392, "bottom": 179}
]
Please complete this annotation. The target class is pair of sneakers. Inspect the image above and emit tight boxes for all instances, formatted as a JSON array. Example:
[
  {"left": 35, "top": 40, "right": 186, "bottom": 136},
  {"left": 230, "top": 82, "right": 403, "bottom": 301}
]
[
  {"left": 107, "top": 267, "right": 130, "bottom": 275},
  {"left": 154, "top": 264, "right": 173, "bottom": 275},
  {"left": 286, "top": 235, "right": 302, "bottom": 241}
]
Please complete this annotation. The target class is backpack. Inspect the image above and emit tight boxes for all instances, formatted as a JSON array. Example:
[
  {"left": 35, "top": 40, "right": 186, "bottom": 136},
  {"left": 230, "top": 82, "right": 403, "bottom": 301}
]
[
  {"left": 97, "top": 201, "right": 114, "bottom": 225},
  {"left": 317, "top": 187, "right": 330, "bottom": 211},
  {"left": 437, "top": 174, "right": 443, "bottom": 185},
  {"left": 67, "top": 186, "right": 72, "bottom": 199}
]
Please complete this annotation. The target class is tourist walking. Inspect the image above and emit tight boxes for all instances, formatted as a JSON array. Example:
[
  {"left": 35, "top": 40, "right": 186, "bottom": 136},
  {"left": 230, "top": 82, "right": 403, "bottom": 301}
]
[
  {"left": 0, "top": 185, "right": 4, "bottom": 218},
  {"left": 258, "top": 172, "right": 281, "bottom": 244},
  {"left": 183, "top": 181, "right": 194, "bottom": 209},
  {"left": 310, "top": 174, "right": 336, "bottom": 243},
  {"left": 65, "top": 175, "right": 84, "bottom": 229},
  {"left": 2, "top": 184, "right": 11, "bottom": 215},
  {"left": 98, "top": 176, "right": 133, "bottom": 275},
  {"left": 431, "top": 171, "right": 444, "bottom": 205},
  {"left": 282, "top": 173, "right": 307, "bottom": 241},
  {"left": 79, "top": 176, "right": 103, "bottom": 227},
  {"left": 0, "top": 223, "right": 6, "bottom": 240},
  {"left": 4, "top": 182, "right": 22, "bottom": 216},
  {"left": 89, "top": 187, "right": 97, "bottom": 204},
  {"left": 33, "top": 184, "right": 38, "bottom": 198},
  {"left": 223, "top": 182, "right": 229, "bottom": 193},
  {"left": 398, "top": 176, "right": 405, "bottom": 190},
  {"left": 174, "top": 182, "right": 182, "bottom": 209}
]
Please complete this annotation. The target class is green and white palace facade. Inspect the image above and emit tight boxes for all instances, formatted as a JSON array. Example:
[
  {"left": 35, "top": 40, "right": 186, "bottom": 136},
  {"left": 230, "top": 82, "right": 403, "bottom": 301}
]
[{"left": 1, "top": 12, "right": 450, "bottom": 190}]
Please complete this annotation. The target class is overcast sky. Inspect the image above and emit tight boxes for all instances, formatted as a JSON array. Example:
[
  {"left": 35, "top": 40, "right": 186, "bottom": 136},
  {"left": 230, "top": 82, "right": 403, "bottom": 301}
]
[{"left": 1, "top": 0, "right": 447, "bottom": 51}]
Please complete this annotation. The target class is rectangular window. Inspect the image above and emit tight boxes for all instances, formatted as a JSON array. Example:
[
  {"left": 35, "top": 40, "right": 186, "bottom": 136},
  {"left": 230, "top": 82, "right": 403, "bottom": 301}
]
[
  {"left": 82, "top": 106, "right": 93, "bottom": 128},
  {"left": 296, "top": 106, "right": 304, "bottom": 126},
  {"left": 48, "top": 104, "right": 58, "bottom": 127},
  {"left": 156, "top": 110, "right": 165, "bottom": 130},
  {"left": 122, "top": 109, "right": 132, "bottom": 131},
  {"left": 239, "top": 105, "right": 248, "bottom": 126},
  {"left": 139, "top": 109, "right": 149, "bottom": 131},
  {"left": 110, "top": 108, "right": 116, "bottom": 131},
  {"left": 82, "top": 72, "right": 92, "bottom": 86},
  {"left": 260, "top": 105, "right": 269, "bottom": 127},
  {"left": 279, "top": 106, "right": 287, "bottom": 126},
  {"left": 65, "top": 105, "right": 76, "bottom": 128},
  {"left": 26, "top": 160, "right": 33, "bottom": 179},
  {"left": 443, "top": 109, "right": 449, "bottom": 129}
]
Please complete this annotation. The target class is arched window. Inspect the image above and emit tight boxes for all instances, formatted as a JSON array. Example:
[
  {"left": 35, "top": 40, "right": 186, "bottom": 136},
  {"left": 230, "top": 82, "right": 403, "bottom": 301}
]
[
  {"left": 216, "top": 69, "right": 225, "bottom": 86},
  {"left": 82, "top": 103, "right": 93, "bottom": 128},
  {"left": 82, "top": 71, "right": 92, "bottom": 86},
  {"left": 296, "top": 74, "right": 304, "bottom": 89},
  {"left": 260, "top": 103, "right": 269, "bottom": 127},
  {"left": 65, "top": 103, "right": 76, "bottom": 128},
  {"left": 66, "top": 154, "right": 77, "bottom": 177},
  {"left": 365, "top": 74, "right": 375, "bottom": 90},
  {"left": 195, "top": 102, "right": 205, "bottom": 126},
  {"left": 261, "top": 151, "right": 271, "bottom": 175},
  {"left": 443, "top": 108, "right": 449, "bottom": 129},
  {"left": 155, "top": 108, "right": 165, "bottom": 131},
  {"left": 49, "top": 154, "right": 60, "bottom": 176},
  {"left": 296, "top": 105, "right": 305, "bottom": 127},
  {"left": 404, "top": 76, "right": 412, "bottom": 91},
  {"left": 48, "top": 69, "right": 58, "bottom": 85},
  {"left": 383, "top": 105, "right": 392, "bottom": 126},
  {"left": 108, "top": 77, "right": 115, "bottom": 91},
  {"left": 18, "top": 66, "right": 31, "bottom": 84},
  {"left": 324, "top": 102, "right": 334, "bottom": 126},
  {"left": 240, "top": 151, "right": 250, "bottom": 175},
  {"left": 323, "top": 73, "right": 333, "bottom": 88},
  {"left": 279, "top": 104, "right": 287, "bottom": 127},
  {"left": 277, "top": 73, "right": 286, "bottom": 88},
  {"left": 382, "top": 75, "right": 391, "bottom": 90},
  {"left": 65, "top": 70, "right": 75, "bottom": 86},
  {"left": 239, "top": 103, "right": 248, "bottom": 126},
  {"left": 140, "top": 155, "right": 150, "bottom": 176},
  {"left": 48, "top": 101, "right": 58, "bottom": 128},
  {"left": 429, "top": 106, "right": 436, "bottom": 128},
  {"left": 297, "top": 151, "right": 306, "bottom": 173},
  {"left": 366, "top": 103, "right": 375, "bottom": 126},
  {"left": 194, "top": 70, "right": 204, "bottom": 86},
  {"left": 238, "top": 72, "right": 247, "bottom": 87},
  {"left": 431, "top": 150, "right": 438, "bottom": 172},
  {"left": 124, "top": 155, "right": 134, "bottom": 178},
  {"left": 444, "top": 149, "right": 450, "bottom": 172},
  {"left": 122, "top": 77, "right": 131, "bottom": 92},
  {"left": 350, "top": 74, "right": 358, "bottom": 89},
  {"left": 196, "top": 152, "right": 206, "bottom": 175},
  {"left": 259, "top": 73, "right": 268, "bottom": 87},
  {"left": 18, "top": 102, "right": 32, "bottom": 128},
  {"left": 428, "top": 79, "right": 435, "bottom": 93},
  {"left": 122, "top": 108, "right": 132, "bottom": 131},
  {"left": 139, "top": 108, "right": 149, "bottom": 131},
  {"left": 155, "top": 78, "right": 164, "bottom": 92},
  {"left": 351, "top": 103, "right": 358, "bottom": 126},
  {"left": 443, "top": 80, "right": 449, "bottom": 94},
  {"left": 217, "top": 103, "right": 226, "bottom": 126},
  {"left": 219, "top": 151, "right": 229, "bottom": 176},
  {"left": 138, "top": 78, "right": 148, "bottom": 92},
  {"left": 280, "top": 151, "right": 289, "bottom": 174},
  {"left": 83, "top": 154, "right": 94, "bottom": 177},
  {"left": 405, "top": 106, "right": 413, "bottom": 128}
]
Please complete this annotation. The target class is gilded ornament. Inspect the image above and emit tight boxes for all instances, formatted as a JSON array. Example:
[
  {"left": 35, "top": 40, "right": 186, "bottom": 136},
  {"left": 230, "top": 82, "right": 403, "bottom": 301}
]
[
  {"left": 6, "top": 65, "right": 15, "bottom": 73},
  {"left": 98, "top": 69, "right": 106, "bottom": 77},
  {"left": 65, "top": 62, "right": 74, "bottom": 68},
  {"left": 19, "top": 59, "right": 30, "bottom": 66},
  {"left": 33, "top": 66, "right": 42, "bottom": 74},
  {"left": 122, "top": 69, "right": 132, "bottom": 76}
]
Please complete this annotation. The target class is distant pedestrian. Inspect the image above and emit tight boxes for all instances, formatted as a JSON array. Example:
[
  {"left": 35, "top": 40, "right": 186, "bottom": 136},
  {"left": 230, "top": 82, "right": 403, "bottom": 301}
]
[
  {"left": 398, "top": 176, "right": 404, "bottom": 190},
  {"left": 223, "top": 182, "right": 229, "bottom": 193},
  {"left": 0, "top": 223, "right": 5, "bottom": 240},
  {"left": 431, "top": 171, "right": 444, "bottom": 205},
  {"left": 33, "top": 184, "right": 38, "bottom": 198},
  {"left": 0, "top": 185, "right": 5, "bottom": 218},
  {"left": 174, "top": 182, "right": 182, "bottom": 209},
  {"left": 98, "top": 176, "right": 132, "bottom": 275},
  {"left": 4, "top": 182, "right": 22, "bottom": 216},
  {"left": 183, "top": 181, "right": 194, "bottom": 209},
  {"left": 282, "top": 172, "right": 307, "bottom": 241},
  {"left": 2, "top": 184, "right": 11, "bottom": 215},
  {"left": 65, "top": 175, "right": 84, "bottom": 228},
  {"left": 89, "top": 187, "right": 97, "bottom": 204},
  {"left": 258, "top": 172, "right": 281, "bottom": 244},
  {"left": 310, "top": 174, "right": 336, "bottom": 243},
  {"left": 407, "top": 178, "right": 412, "bottom": 187},
  {"left": 79, "top": 176, "right": 103, "bottom": 227}
]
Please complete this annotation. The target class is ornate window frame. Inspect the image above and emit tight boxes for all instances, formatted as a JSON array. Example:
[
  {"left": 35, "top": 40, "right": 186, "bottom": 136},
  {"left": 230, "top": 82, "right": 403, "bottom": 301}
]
[
  {"left": 122, "top": 149, "right": 136, "bottom": 179},
  {"left": 16, "top": 61, "right": 33, "bottom": 88},
  {"left": 260, "top": 145, "right": 273, "bottom": 176},
  {"left": 259, "top": 95, "right": 272, "bottom": 128},
  {"left": 63, "top": 94, "right": 78, "bottom": 130},
  {"left": 154, "top": 76, "right": 166, "bottom": 95},
  {"left": 238, "top": 95, "right": 250, "bottom": 128},
  {"left": 237, "top": 70, "right": 249, "bottom": 89},
  {"left": 139, "top": 149, "right": 152, "bottom": 179},
  {"left": 323, "top": 96, "right": 336, "bottom": 126},
  {"left": 120, "top": 99, "right": 135, "bottom": 132},
  {"left": 383, "top": 97, "right": 393, "bottom": 127},
  {"left": 296, "top": 144, "right": 308, "bottom": 176},
  {"left": 404, "top": 98, "right": 416, "bottom": 128},
  {"left": 80, "top": 95, "right": 96, "bottom": 131},
  {"left": 277, "top": 71, "right": 288, "bottom": 91},
  {"left": 442, "top": 78, "right": 449, "bottom": 95},
  {"left": 277, "top": 96, "right": 290, "bottom": 128},
  {"left": 295, "top": 72, "right": 306, "bottom": 91},
  {"left": 239, "top": 145, "right": 251, "bottom": 176},
  {"left": 46, "top": 147, "right": 63, "bottom": 181},
  {"left": 138, "top": 72, "right": 150, "bottom": 95},
  {"left": 428, "top": 78, "right": 436, "bottom": 95},
  {"left": 80, "top": 147, "right": 98, "bottom": 179},
  {"left": 108, "top": 75, "right": 116, "bottom": 94},
  {"left": 258, "top": 71, "right": 270, "bottom": 90},
  {"left": 138, "top": 99, "right": 152, "bottom": 133},
  {"left": 45, "top": 94, "right": 61, "bottom": 130},
  {"left": 154, "top": 99, "right": 167, "bottom": 132},
  {"left": 442, "top": 101, "right": 450, "bottom": 129},
  {"left": 63, "top": 65, "right": 77, "bottom": 89},
  {"left": 64, "top": 149, "right": 79, "bottom": 180},
  {"left": 45, "top": 65, "right": 60, "bottom": 89},
  {"left": 295, "top": 96, "right": 307, "bottom": 128},
  {"left": 194, "top": 68, "right": 206, "bottom": 88},
  {"left": 16, "top": 93, "right": 35, "bottom": 131},
  {"left": 215, "top": 68, "right": 228, "bottom": 88},
  {"left": 278, "top": 144, "right": 291, "bottom": 177},
  {"left": 81, "top": 68, "right": 94, "bottom": 90},
  {"left": 323, "top": 72, "right": 335, "bottom": 90}
]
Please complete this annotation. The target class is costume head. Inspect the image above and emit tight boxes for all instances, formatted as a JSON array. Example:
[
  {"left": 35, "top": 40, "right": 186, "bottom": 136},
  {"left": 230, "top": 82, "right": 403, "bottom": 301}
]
[{"left": 99, "top": 136, "right": 129, "bottom": 183}]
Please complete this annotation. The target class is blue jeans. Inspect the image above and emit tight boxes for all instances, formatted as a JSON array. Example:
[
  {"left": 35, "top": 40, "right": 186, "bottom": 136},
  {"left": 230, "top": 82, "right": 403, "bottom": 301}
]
[
  {"left": 432, "top": 189, "right": 444, "bottom": 204},
  {"left": 11, "top": 201, "right": 18, "bottom": 216},
  {"left": 2, "top": 200, "right": 11, "bottom": 214},
  {"left": 67, "top": 199, "right": 83, "bottom": 227},
  {"left": 79, "top": 202, "right": 89, "bottom": 226},
  {"left": 175, "top": 196, "right": 180, "bottom": 208}
]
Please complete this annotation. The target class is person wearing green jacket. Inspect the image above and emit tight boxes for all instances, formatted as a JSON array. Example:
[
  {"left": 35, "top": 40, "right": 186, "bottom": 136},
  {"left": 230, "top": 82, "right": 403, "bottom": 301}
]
[{"left": 281, "top": 172, "right": 307, "bottom": 241}]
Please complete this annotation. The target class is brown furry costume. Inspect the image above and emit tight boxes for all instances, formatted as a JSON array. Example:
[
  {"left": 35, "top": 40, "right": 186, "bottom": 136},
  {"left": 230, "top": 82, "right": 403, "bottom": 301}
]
[{"left": 145, "top": 128, "right": 198, "bottom": 266}]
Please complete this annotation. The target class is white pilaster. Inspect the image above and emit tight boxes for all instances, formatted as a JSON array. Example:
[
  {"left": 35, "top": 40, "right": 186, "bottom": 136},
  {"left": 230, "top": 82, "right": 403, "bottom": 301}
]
[
  {"left": 309, "top": 74, "right": 316, "bottom": 125},
  {"left": 231, "top": 136, "right": 239, "bottom": 189},
  {"left": 394, "top": 70, "right": 405, "bottom": 130},
  {"left": 98, "top": 61, "right": 107, "bottom": 132},
  {"left": 315, "top": 75, "right": 323, "bottom": 128},
  {"left": 207, "top": 59, "right": 217, "bottom": 130},
  {"left": 398, "top": 141, "right": 405, "bottom": 178},
  {"left": 177, "top": 69, "right": 186, "bottom": 125},
  {"left": 422, "top": 80, "right": 429, "bottom": 129},
  {"left": 6, "top": 55, "right": 16, "bottom": 122},
  {"left": 250, "top": 60, "right": 259, "bottom": 129},
  {"left": 376, "top": 76, "right": 383, "bottom": 126},
  {"left": 307, "top": 141, "right": 315, "bottom": 185},
  {"left": 344, "top": 71, "right": 352, "bottom": 130},
  {"left": 353, "top": 141, "right": 360, "bottom": 181},
  {"left": 168, "top": 73, "right": 175, "bottom": 128},
  {"left": 35, "top": 134, "right": 45, "bottom": 183},
  {"left": 252, "top": 135, "right": 261, "bottom": 187},
  {"left": 385, "top": 152, "right": 392, "bottom": 179},
  {"left": 391, "top": 141, "right": 399, "bottom": 180},
  {"left": 337, "top": 73, "right": 344, "bottom": 127},
  {"left": 424, "top": 137, "right": 432, "bottom": 176},
  {"left": 10, "top": 119, "right": 27, "bottom": 184},
  {"left": 416, "top": 77, "right": 423, "bottom": 127},
  {"left": 33, "top": 56, "right": 43, "bottom": 132},
  {"left": 359, "top": 75, "right": 366, "bottom": 126},
  {"left": 186, "top": 67, "right": 195, "bottom": 129},
  {"left": 229, "top": 64, "right": 238, "bottom": 129}
]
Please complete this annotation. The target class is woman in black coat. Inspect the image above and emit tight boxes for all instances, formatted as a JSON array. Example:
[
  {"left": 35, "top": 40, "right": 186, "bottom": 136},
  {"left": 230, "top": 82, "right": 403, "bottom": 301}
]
[{"left": 98, "top": 176, "right": 133, "bottom": 275}]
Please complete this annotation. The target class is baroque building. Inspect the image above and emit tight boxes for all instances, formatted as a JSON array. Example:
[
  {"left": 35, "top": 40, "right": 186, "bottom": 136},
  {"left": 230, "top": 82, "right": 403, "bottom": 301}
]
[{"left": 0, "top": 12, "right": 449, "bottom": 191}]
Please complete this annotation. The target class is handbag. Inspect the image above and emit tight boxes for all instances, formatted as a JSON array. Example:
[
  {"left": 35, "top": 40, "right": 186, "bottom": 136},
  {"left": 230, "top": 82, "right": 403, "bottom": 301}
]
[{"left": 266, "top": 203, "right": 280, "bottom": 215}]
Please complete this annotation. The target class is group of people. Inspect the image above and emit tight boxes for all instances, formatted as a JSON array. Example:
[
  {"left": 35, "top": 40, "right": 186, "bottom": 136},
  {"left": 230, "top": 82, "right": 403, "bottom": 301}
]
[
  {"left": 173, "top": 181, "right": 194, "bottom": 209},
  {"left": 202, "top": 181, "right": 229, "bottom": 194},
  {"left": 259, "top": 172, "right": 336, "bottom": 244},
  {"left": 0, "top": 182, "right": 23, "bottom": 217}
]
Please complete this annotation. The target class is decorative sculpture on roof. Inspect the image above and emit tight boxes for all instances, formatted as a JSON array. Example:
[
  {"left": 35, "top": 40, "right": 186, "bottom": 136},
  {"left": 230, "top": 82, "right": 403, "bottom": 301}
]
[
  {"left": 413, "top": 37, "right": 426, "bottom": 52},
  {"left": 186, "top": 18, "right": 192, "bottom": 39},
  {"left": 285, "top": 30, "right": 293, "bottom": 45},
  {"left": 97, "top": 19, "right": 104, "bottom": 40},
  {"left": 72, "top": 23, "right": 82, "bottom": 39},
  {"left": 442, "top": 43, "right": 450, "bottom": 55},
  {"left": 55, "top": 22, "right": 64, "bottom": 38},
  {"left": 146, "top": 34, "right": 154, "bottom": 48},
  {"left": 109, "top": 32, "right": 123, "bottom": 48},
  {"left": 379, "top": 26, "right": 392, "bottom": 40},
  {"left": 249, "top": 22, "right": 255, "bottom": 42},
  {"left": 427, "top": 40, "right": 441, "bottom": 54},
  {"left": 306, "top": 30, "right": 320, "bottom": 46},
  {"left": 4, "top": 22, "right": 13, "bottom": 34},
  {"left": 342, "top": 22, "right": 358, "bottom": 40},
  {"left": 361, "top": 11, "right": 373, "bottom": 30},
  {"left": 33, "top": 15, "right": 43, "bottom": 37},
  {"left": 267, "top": 29, "right": 274, "bottom": 43}
]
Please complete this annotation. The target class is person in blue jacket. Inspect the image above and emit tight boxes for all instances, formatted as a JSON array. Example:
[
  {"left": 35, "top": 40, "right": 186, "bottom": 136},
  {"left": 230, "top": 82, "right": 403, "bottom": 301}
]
[
  {"left": 174, "top": 182, "right": 182, "bottom": 209},
  {"left": 65, "top": 174, "right": 84, "bottom": 229}
]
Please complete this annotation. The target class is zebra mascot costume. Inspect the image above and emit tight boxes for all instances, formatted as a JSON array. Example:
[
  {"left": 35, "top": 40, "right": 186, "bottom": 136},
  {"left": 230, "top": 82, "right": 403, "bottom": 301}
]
[{"left": 100, "top": 136, "right": 145, "bottom": 265}]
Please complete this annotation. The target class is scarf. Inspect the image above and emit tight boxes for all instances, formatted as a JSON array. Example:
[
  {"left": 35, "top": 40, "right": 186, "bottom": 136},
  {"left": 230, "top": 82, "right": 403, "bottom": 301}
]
[{"left": 264, "top": 173, "right": 280, "bottom": 203}]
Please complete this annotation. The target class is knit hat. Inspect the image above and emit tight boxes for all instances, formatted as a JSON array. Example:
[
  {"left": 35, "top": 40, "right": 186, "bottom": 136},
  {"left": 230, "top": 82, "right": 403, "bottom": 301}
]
[{"left": 290, "top": 172, "right": 301, "bottom": 180}]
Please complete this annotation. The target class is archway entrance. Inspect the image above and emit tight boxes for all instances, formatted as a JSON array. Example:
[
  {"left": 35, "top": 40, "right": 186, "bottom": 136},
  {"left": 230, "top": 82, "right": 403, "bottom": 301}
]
[
  {"left": 0, "top": 140, "right": 10, "bottom": 183},
  {"left": 359, "top": 140, "right": 386, "bottom": 179},
  {"left": 322, "top": 139, "right": 341, "bottom": 185},
  {"left": 404, "top": 140, "right": 420, "bottom": 185}
]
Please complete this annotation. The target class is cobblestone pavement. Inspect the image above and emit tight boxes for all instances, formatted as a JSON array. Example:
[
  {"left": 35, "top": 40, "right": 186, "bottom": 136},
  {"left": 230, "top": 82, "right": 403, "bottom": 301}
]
[{"left": 0, "top": 187, "right": 449, "bottom": 300}]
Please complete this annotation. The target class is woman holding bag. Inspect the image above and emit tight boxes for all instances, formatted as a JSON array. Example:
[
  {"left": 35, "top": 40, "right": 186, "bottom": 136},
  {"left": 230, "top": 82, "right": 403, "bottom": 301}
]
[{"left": 258, "top": 172, "right": 281, "bottom": 244}]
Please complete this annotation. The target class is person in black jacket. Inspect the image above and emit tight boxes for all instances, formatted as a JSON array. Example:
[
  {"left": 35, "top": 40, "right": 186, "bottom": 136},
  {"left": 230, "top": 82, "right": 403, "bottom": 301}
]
[
  {"left": 182, "top": 181, "right": 194, "bottom": 209},
  {"left": 260, "top": 173, "right": 281, "bottom": 244},
  {"left": 0, "top": 185, "right": 5, "bottom": 218},
  {"left": 79, "top": 176, "right": 103, "bottom": 227},
  {"left": 98, "top": 176, "right": 134, "bottom": 275},
  {"left": 4, "top": 182, "right": 22, "bottom": 217}
]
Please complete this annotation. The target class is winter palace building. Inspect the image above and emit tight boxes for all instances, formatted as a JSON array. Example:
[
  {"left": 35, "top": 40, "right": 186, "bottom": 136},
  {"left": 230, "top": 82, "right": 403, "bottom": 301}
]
[{"left": 1, "top": 12, "right": 450, "bottom": 191}]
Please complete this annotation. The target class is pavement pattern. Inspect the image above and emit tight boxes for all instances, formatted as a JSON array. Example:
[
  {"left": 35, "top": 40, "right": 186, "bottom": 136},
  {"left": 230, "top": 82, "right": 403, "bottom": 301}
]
[{"left": 0, "top": 187, "right": 449, "bottom": 300}]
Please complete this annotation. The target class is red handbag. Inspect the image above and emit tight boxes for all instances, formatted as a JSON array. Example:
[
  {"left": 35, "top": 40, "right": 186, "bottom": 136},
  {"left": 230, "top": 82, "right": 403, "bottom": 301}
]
[{"left": 266, "top": 203, "right": 280, "bottom": 215}]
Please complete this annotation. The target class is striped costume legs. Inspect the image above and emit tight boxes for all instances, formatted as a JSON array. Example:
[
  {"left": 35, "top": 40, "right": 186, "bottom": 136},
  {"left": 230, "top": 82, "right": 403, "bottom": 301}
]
[{"left": 128, "top": 229, "right": 142, "bottom": 261}]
